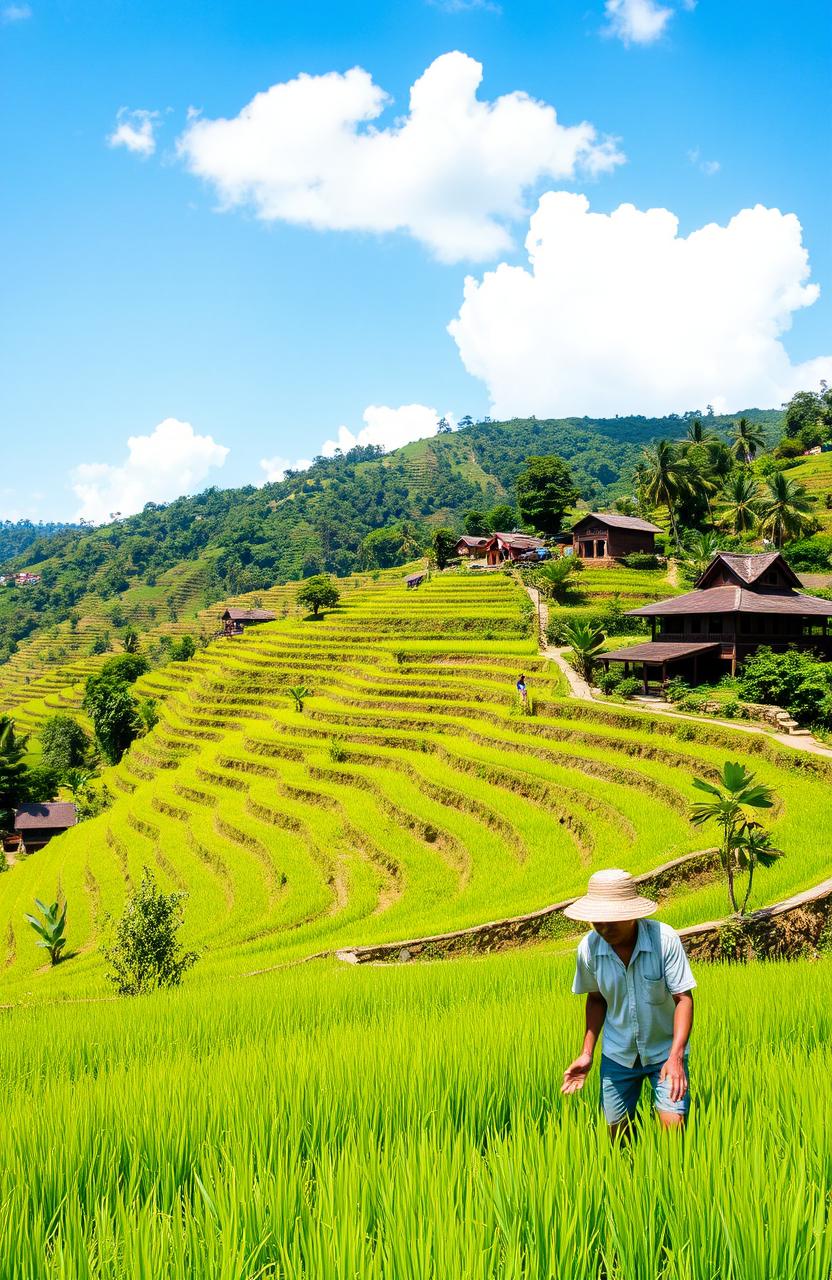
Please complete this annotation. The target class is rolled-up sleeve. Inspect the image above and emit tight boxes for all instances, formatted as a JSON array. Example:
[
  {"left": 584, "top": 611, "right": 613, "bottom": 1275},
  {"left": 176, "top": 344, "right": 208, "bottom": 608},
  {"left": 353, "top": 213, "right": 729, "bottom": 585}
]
[
  {"left": 572, "top": 936, "right": 599, "bottom": 994},
  {"left": 663, "top": 931, "right": 697, "bottom": 994}
]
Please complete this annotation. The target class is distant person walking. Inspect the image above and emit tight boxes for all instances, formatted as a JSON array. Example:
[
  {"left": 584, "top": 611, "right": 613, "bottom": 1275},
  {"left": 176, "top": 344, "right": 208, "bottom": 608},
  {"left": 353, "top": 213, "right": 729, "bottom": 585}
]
[
  {"left": 516, "top": 674, "right": 528, "bottom": 708},
  {"left": 560, "top": 869, "right": 695, "bottom": 1137}
]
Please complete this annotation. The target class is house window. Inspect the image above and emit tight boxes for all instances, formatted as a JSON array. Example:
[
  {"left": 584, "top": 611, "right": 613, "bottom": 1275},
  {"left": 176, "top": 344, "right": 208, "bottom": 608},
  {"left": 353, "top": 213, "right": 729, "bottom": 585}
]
[{"left": 708, "top": 616, "right": 723, "bottom": 635}]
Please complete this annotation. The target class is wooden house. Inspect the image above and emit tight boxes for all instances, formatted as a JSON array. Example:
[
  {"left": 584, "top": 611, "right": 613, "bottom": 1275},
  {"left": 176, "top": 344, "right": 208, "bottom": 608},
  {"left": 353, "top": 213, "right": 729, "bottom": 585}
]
[
  {"left": 485, "top": 532, "right": 547, "bottom": 566},
  {"left": 14, "top": 803, "right": 77, "bottom": 853},
  {"left": 571, "top": 513, "right": 661, "bottom": 563},
  {"left": 221, "top": 607, "right": 277, "bottom": 637},
  {"left": 599, "top": 551, "right": 832, "bottom": 690},
  {"left": 406, "top": 572, "right": 425, "bottom": 589},
  {"left": 454, "top": 535, "right": 490, "bottom": 558}
]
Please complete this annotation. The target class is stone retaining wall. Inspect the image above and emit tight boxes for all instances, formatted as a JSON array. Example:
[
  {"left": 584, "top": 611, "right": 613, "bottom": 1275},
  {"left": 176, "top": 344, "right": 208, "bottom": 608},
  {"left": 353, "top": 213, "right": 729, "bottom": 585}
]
[
  {"left": 335, "top": 848, "right": 719, "bottom": 965},
  {"left": 679, "top": 876, "right": 832, "bottom": 960}
]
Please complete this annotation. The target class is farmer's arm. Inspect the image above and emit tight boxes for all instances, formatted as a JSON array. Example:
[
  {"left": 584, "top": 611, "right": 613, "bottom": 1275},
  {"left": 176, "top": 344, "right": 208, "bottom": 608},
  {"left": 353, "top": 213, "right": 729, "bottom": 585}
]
[
  {"left": 562, "top": 992, "right": 607, "bottom": 1093},
  {"left": 658, "top": 932, "right": 696, "bottom": 1103}
]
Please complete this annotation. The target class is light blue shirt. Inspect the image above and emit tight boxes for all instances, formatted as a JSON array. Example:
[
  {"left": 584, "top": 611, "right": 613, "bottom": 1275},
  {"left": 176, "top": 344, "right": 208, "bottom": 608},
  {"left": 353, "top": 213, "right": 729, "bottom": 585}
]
[{"left": 572, "top": 919, "right": 696, "bottom": 1067}]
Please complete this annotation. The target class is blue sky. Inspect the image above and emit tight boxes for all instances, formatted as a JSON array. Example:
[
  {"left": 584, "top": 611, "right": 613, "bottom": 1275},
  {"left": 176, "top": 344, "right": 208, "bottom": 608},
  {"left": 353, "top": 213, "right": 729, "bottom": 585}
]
[{"left": 2, "top": 0, "right": 830, "bottom": 521}]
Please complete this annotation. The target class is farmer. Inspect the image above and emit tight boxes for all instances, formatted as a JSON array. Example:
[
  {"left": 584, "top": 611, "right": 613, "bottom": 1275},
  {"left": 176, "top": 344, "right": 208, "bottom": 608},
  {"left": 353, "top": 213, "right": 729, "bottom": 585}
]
[
  {"left": 560, "top": 869, "right": 695, "bottom": 1136},
  {"left": 516, "top": 673, "right": 528, "bottom": 705}
]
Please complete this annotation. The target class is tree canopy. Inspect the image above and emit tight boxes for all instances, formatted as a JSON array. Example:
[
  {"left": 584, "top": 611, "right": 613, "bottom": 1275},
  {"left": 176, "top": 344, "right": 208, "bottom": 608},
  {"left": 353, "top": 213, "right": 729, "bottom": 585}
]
[{"left": 515, "top": 456, "right": 579, "bottom": 537}]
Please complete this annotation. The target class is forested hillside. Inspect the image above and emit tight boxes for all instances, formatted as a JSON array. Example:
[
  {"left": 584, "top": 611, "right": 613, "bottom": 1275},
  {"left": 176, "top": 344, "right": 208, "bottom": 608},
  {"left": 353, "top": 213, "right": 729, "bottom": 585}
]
[{"left": 0, "top": 409, "right": 781, "bottom": 664}]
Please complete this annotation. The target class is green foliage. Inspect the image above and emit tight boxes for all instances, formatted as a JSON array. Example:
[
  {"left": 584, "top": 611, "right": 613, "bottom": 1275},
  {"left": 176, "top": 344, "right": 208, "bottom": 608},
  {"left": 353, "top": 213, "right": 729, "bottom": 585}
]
[
  {"left": 463, "top": 510, "right": 490, "bottom": 536},
  {"left": 780, "top": 535, "right": 832, "bottom": 572},
  {"left": 83, "top": 673, "right": 140, "bottom": 765},
  {"left": 287, "top": 684, "right": 311, "bottom": 713},
  {"left": 561, "top": 619, "right": 606, "bottom": 679},
  {"left": 690, "top": 761, "right": 780, "bottom": 914},
  {"left": 297, "top": 574, "right": 340, "bottom": 617},
  {"left": 729, "top": 416, "right": 767, "bottom": 463},
  {"left": 636, "top": 439, "right": 691, "bottom": 549},
  {"left": 39, "top": 715, "right": 90, "bottom": 775},
  {"left": 487, "top": 503, "right": 517, "bottom": 531},
  {"left": 136, "top": 697, "right": 159, "bottom": 734},
  {"left": 171, "top": 634, "right": 196, "bottom": 662},
  {"left": 737, "top": 647, "right": 832, "bottom": 727},
  {"left": 102, "top": 867, "right": 197, "bottom": 996},
  {"left": 758, "top": 472, "right": 816, "bottom": 546},
  {"left": 620, "top": 552, "right": 661, "bottom": 570},
  {"left": 717, "top": 470, "right": 761, "bottom": 535},
  {"left": 88, "top": 631, "right": 110, "bottom": 656},
  {"left": 431, "top": 528, "right": 459, "bottom": 570},
  {"left": 515, "top": 455, "right": 579, "bottom": 536},
  {"left": 0, "top": 715, "right": 30, "bottom": 831},
  {"left": 782, "top": 386, "right": 832, "bottom": 438},
  {"left": 122, "top": 627, "right": 140, "bottom": 653},
  {"left": 99, "top": 653, "right": 149, "bottom": 684},
  {"left": 359, "top": 523, "right": 423, "bottom": 569},
  {"left": 24, "top": 897, "right": 67, "bottom": 965},
  {"left": 534, "top": 556, "right": 582, "bottom": 603}
]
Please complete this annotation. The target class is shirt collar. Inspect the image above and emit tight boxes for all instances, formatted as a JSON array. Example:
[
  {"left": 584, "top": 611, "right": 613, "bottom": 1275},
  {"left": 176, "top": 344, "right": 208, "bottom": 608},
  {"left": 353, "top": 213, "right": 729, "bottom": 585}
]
[{"left": 593, "top": 920, "right": 652, "bottom": 958}]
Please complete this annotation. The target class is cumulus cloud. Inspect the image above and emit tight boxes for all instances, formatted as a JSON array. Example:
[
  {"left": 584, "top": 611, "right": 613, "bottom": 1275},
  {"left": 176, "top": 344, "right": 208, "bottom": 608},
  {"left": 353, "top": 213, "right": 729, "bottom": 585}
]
[
  {"left": 448, "top": 193, "right": 832, "bottom": 418},
  {"left": 259, "top": 454, "right": 314, "bottom": 482},
  {"left": 1, "top": 4, "right": 32, "bottom": 22},
  {"left": 108, "top": 108, "right": 160, "bottom": 157},
  {"left": 176, "top": 52, "right": 623, "bottom": 262},
  {"left": 321, "top": 404, "right": 454, "bottom": 455},
  {"left": 604, "top": 0, "right": 674, "bottom": 44},
  {"left": 72, "top": 418, "right": 230, "bottom": 522}
]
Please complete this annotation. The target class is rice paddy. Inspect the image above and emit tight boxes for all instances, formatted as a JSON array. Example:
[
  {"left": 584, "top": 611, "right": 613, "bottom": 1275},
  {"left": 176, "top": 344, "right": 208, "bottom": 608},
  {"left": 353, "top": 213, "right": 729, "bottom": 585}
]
[{"left": 1, "top": 952, "right": 830, "bottom": 1278}]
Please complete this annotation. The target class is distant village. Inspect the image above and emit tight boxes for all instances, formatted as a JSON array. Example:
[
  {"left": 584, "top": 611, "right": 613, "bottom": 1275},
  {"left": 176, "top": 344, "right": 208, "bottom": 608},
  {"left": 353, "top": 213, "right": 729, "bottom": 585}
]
[{"left": 0, "top": 571, "right": 42, "bottom": 587}]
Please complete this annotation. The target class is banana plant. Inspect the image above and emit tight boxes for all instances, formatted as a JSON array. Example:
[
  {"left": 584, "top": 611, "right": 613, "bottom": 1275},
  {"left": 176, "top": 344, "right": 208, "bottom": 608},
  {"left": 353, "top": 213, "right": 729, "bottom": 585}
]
[
  {"left": 287, "top": 685, "right": 311, "bottom": 713},
  {"left": 690, "top": 762, "right": 780, "bottom": 914},
  {"left": 25, "top": 898, "right": 68, "bottom": 965}
]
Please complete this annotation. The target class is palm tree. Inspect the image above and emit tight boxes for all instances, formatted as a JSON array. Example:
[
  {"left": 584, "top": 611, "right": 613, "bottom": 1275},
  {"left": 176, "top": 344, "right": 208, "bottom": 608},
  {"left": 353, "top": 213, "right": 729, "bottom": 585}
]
[
  {"left": 729, "top": 417, "right": 767, "bottom": 464},
  {"left": 689, "top": 761, "right": 779, "bottom": 914},
  {"left": 536, "top": 557, "right": 581, "bottom": 603},
  {"left": 638, "top": 440, "right": 691, "bottom": 551},
  {"left": 685, "top": 418, "right": 717, "bottom": 445},
  {"left": 758, "top": 472, "right": 815, "bottom": 547},
  {"left": 718, "top": 471, "right": 761, "bottom": 535},
  {"left": 683, "top": 531, "right": 721, "bottom": 581},
  {"left": 561, "top": 620, "right": 606, "bottom": 680}
]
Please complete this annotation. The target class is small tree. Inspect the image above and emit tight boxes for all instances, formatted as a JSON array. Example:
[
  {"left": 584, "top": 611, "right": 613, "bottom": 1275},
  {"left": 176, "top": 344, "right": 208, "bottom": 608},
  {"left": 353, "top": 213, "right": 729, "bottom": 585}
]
[
  {"left": 25, "top": 898, "right": 67, "bottom": 966},
  {"left": 102, "top": 867, "right": 197, "bottom": 995},
  {"left": 690, "top": 762, "right": 782, "bottom": 915},
  {"left": 431, "top": 528, "right": 458, "bottom": 570},
  {"left": 0, "top": 715, "right": 31, "bottom": 831},
  {"left": 562, "top": 620, "right": 606, "bottom": 680},
  {"left": 122, "top": 628, "right": 141, "bottom": 654},
  {"left": 536, "top": 557, "right": 582, "bottom": 603},
  {"left": 40, "top": 714, "right": 90, "bottom": 775},
  {"left": 83, "top": 675, "right": 140, "bottom": 764},
  {"left": 516, "top": 455, "right": 579, "bottom": 537},
  {"left": 171, "top": 635, "right": 196, "bottom": 662},
  {"left": 297, "top": 575, "right": 340, "bottom": 617},
  {"left": 287, "top": 684, "right": 311, "bottom": 712}
]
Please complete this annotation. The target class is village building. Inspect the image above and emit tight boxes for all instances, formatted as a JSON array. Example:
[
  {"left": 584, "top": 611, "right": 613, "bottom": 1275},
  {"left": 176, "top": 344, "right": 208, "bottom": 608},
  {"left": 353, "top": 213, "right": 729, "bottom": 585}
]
[
  {"left": 571, "top": 513, "right": 661, "bottom": 563},
  {"left": 454, "top": 535, "right": 491, "bottom": 558},
  {"left": 599, "top": 551, "right": 832, "bottom": 691},
  {"left": 221, "top": 607, "right": 277, "bottom": 637},
  {"left": 14, "top": 802, "right": 77, "bottom": 853},
  {"left": 485, "top": 532, "right": 547, "bottom": 566},
  {"left": 406, "top": 571, "right": 425, "bottom": 589}
]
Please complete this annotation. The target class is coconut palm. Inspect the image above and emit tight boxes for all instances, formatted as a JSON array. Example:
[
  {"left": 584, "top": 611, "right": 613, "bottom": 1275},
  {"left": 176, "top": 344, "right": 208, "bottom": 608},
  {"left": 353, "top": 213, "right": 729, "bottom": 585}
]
[
  {"left": 638, "top": 440, "right": 691, "bottom": 551},
  {"left": 729, "top": 417, "right": 767, "bottom": 464},
  {"left": 689, "top": 761, "right": 778, "bottom": 914},
  {"left": 683, "top": 531, "right": 721, "bottom": 581},
  {"left": 685, "top": 418, "right": 717, "bottom": 446},
  {"left": 758, "top": 472, "right": 815, "bottom": 547},
  {"left": 536, "top": 557, "right": 581, "bottom": 603},
  {"left": 718, "top": 471, "right": 761, "bottom": 536},
  {"left": 561, "top": 620, "right": 606, "bottom": 680}
]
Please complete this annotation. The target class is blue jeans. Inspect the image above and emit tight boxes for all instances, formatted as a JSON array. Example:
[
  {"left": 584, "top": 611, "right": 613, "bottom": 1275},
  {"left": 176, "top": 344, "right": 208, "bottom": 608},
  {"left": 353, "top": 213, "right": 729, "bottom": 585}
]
[{"left": 600, "top": 1053, "right": 690, "bottom": 1123}]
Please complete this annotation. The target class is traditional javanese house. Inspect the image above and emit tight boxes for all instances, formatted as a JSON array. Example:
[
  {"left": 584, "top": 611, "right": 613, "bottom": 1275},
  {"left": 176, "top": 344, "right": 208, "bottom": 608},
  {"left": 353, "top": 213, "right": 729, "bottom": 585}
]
[
  {"left": 599, "top": 551, "right": 832, "bottom": 690},
  {"left": 485, "top": 532, "right": 547, "bottom": 565},
  {"left": 571, "top": 513, "right": 662, "bottom": 563},
  {"left": 454, "top": 535, "right": 491, "bottom": 558},
  {"left": 221, "top": 607, "right": 277, "bottom": 637},
  {"left": 14, "top": 802, "right": 77, "bottom": 853}
]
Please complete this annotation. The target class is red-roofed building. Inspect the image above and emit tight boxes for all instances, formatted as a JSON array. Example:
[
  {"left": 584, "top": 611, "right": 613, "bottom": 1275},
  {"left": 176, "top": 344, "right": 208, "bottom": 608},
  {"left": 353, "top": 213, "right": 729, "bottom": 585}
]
[{"left": 485, "top": 532, "right": 547, "bottom": 565}]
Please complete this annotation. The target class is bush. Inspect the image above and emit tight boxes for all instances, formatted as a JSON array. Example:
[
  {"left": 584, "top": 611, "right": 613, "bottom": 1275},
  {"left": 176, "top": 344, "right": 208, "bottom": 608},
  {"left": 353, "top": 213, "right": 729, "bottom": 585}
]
[
  {"left": 781, "top": 536, "right": 832, "bottom": 572},
  {"left": 40, "top": 714, "right": 90, "bottom": 774},
  {"left": 616, "top": 676, "right": 642, "bottom": 698},
  {"left": 99, "top": 653, "right": 149, "bottom": 684},
  {"left": 664, "top": 676, "right": 691, "bottom": 703},
  {"left": 596, "top": 669, "right": 622, "bottom": 694},
  {"left": 102, "top": 867, "right": 197, "bottom": 996},
  {"left": 620, "top": 552, "right": 661, "bottom": 570},
  {"left": 737, "top": 647, "right": 832, "bottom": 726}
]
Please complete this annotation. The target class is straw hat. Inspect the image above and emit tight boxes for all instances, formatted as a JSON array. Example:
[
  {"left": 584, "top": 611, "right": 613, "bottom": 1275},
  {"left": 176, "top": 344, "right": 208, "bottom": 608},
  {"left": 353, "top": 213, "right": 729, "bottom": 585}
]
[{"left": 562, "top": 869, "right": 657, "bottom": 922}]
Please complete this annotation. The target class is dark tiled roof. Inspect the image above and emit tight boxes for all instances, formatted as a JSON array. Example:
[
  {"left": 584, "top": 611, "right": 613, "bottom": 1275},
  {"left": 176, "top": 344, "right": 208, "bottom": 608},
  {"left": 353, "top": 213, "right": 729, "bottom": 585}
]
[
  {"left": 223, "top": 608, "right": 277, "bottom": 622},
  {"left": 628, "top": 586, "right": 832, "bottom": 617},
  {"left": 15, "top": 802, "right": 77, "bottom": 831},
  {"left": 698, "top": 551, "right": 800, "bottom": 588},
  {"left": 492, "top": 532, "right": 545, "bottom": 549},
  {"left": 602, "top": 641, "right": 721, "bottom": 662},
  {"left": 573, "top": 512, "right": 662, "bottom": 534}
]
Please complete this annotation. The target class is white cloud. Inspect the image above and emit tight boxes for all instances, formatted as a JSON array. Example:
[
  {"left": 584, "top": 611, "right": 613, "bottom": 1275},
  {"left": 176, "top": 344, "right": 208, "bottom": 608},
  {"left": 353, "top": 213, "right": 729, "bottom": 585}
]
[
  {"left": 176, "top": 52, "right": 623, "bottom": 262},
  {"left": 604, "top": 0, "right": 673, "bottom": 44},
  {"left": 72, "top": 418, "right": 230, "bottom": 522},
  {"left": 448, "top": 192, "right": 832, "bottom": 418},
  {"left": 108, "top": 108, "right": 160, "bottom": 157},
  {"left": 1, "top": 4, "right": 32, "bottom": 22},
  {"left": 688, "top": 146, "right": 720, "bottom": 176},
  {"left": 322, "top": 404, "right": 454, "bottom": 456},
  {"left": 259, "top": 454, "right": 313, "bottom": 482}
]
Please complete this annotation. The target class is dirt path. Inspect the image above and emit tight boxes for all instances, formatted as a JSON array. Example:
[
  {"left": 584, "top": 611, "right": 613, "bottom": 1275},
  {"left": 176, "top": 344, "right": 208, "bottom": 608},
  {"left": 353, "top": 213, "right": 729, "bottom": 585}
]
[{"left": 522, "top": 582, "right": 832, "bottom": 758}]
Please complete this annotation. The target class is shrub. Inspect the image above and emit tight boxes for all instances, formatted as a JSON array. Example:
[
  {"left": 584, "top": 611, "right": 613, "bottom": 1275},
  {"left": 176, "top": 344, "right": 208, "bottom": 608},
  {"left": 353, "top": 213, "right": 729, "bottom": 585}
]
[
  {"left": 102, "top": 867, "right": 197, "bottom": 996},
  {"left": 737, "top": 647, "right": 832, "bottom": 726},
  {"left": 596, "top": 669, "right": 622, "bottom": 694},
  {"left": 39, "top": 714, "right": 90, "bottom": 774},
  {"left": 615, "top": 676, "right": 641, "bottom": 699},
  {"left": 298, "top": 574, "right": 340, "bottom": 617},
  {"left": 781, "top": 535, "right": 832, "bottom": 572},
  {"left": 665, "top": 676, "right": 691, "bottom": 704},
  {"left": 171, "top": 635, "right": 196, "bottom": 662},
  {"left": 99, "top": 653, "right": 149, "bottom": 685},
  {"left": 620, "top": 552, "right": 661, "bottom": 570},
  {"left": 83, "top": 673, "right": 141, "bottom": 764}
]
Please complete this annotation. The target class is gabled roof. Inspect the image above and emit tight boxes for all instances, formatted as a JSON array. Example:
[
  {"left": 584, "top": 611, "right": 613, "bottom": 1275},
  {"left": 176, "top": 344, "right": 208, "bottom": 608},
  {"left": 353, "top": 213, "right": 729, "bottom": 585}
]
[
  {"left": 456, "top": 535, "right": 490, "bottom": 547},
  {"left": 572, "top": 512, "right": 662, "bottom": 534},
  {"left": 492, "top": 531, "right": 545, "bottom": 549},
  {"left": 222, "top": 608, "right": 277, "bottom": 622},
  {"left": 15, "top": 802, "right": 77, "bottom": 831},
  {"left": 696, "top": 551, "right": 800, "bottom": 589},
  {"left": 627, "top": 586, "right": 832, "bottom": 618}
]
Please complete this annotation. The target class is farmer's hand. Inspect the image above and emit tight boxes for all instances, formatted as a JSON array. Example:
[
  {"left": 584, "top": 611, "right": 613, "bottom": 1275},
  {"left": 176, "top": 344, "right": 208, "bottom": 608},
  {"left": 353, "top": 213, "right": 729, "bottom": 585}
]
[
  {"left": 561, "top": 1052, "right": 593, "bottom": 1094},
  {"left": 659, "top": 1053, "right": 688, "bottom": 1103}
]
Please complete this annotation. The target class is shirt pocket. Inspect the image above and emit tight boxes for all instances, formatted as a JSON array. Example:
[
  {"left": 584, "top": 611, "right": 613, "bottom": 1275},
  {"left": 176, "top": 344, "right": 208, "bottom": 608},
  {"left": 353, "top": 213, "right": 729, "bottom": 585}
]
[{"left": 643, "top": 977, "right": 667, "bottom": 1005}]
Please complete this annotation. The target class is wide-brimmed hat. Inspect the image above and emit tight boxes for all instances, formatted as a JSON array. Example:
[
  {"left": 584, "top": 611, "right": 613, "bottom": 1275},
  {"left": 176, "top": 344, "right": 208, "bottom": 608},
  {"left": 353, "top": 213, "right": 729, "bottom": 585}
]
[{"left": 562, "top": 869, "right": 657, "bottom": 922}]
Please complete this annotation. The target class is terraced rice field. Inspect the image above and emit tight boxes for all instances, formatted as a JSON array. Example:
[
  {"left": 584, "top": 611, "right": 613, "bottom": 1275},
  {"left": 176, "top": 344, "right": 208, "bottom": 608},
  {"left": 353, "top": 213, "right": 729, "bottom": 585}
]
[{"left": 3, "top": 569, "right": 832, "bottom": 997}]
